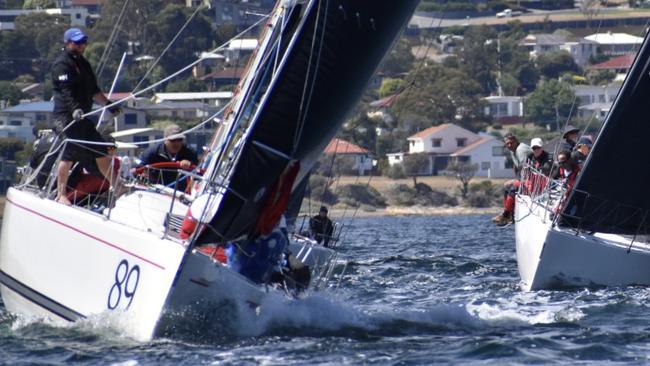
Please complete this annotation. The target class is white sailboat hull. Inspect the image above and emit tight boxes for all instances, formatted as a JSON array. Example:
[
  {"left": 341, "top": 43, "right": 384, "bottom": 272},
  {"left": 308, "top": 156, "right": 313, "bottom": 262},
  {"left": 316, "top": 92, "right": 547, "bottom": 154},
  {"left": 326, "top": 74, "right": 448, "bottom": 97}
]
[
  {"left": 0, "top": 188, "right": 335, "bottom": 340},
  {"left": 515, "top": 195, "right": 650, "bottom": 291}
]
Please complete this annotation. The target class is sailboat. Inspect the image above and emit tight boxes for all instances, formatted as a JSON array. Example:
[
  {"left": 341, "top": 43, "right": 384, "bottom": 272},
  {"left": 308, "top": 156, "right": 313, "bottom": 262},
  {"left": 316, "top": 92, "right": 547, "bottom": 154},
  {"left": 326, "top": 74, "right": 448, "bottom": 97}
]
[
  {"left": 514, "top": 30, "right": 650, "bottom": 291},
  {"left": 0, "top": 0, "right": 419, "bottom": 340}
]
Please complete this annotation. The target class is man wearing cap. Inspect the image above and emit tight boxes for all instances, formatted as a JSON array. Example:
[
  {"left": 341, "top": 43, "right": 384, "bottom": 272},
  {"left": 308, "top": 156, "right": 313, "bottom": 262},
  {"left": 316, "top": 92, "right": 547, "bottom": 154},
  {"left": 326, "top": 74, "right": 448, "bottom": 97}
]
[
  {"left": 309, "top": 206, "right": 334, "bottom": 247},
  {"left": 528, "top": 138, "right": 553, "bottom": 176},
  {"left": 137, "top": 124, "right": 199, "bottom": 191},
  {"left": 52, "top": 27, "right": 122, "bottom": 205},
  {"left": 561, "top": 125, "right": 580, "bottom": 152}
]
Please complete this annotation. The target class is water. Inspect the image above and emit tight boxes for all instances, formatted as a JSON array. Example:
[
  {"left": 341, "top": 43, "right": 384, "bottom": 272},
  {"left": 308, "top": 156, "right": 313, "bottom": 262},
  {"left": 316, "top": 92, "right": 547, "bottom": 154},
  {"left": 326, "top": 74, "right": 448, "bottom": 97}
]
[{"left": 3, "top": 215, "right": 650, "bottom": 364}]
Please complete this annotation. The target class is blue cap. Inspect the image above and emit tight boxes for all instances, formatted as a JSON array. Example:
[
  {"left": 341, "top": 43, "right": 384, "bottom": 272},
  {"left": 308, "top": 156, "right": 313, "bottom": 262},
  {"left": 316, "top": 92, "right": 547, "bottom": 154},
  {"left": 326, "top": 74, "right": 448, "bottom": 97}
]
[{"left": 63, "top": 28, "right": 87, "bottom": 43}]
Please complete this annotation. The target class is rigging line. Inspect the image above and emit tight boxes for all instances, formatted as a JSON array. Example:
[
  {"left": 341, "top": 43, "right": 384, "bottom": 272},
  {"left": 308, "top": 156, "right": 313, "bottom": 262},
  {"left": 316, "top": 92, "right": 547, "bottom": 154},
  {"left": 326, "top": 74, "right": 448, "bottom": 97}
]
[
  {"left": 292, "top": 0, "right": 329, "bottom": 152},
  {"left": 80, "top": 12, "right": 272, "bottom": 123},
  {"left": 96, "top": 0, "right": 130, "bottom": 80},
  {"left": 132, "top": 3, "right": 207, "bottom": 93},
  {"left": 97, "top": 52, "right": 128, "bottom": 130}
]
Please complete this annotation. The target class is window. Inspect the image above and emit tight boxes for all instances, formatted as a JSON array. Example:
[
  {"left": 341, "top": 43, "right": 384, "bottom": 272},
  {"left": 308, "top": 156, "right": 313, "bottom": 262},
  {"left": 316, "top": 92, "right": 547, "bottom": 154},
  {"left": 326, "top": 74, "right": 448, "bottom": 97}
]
[
  {"left": 431, "top": 138, "right": 441, "bottom": 148},
  {"left": 0, "top": 120, "right": 4, "bottom": 126},
  {"left": 492, "top": 146, "right": 506, "bottom": 156},
  {"left": 481, "top": 162, "right": 490, "bottom": 171},
  {"left": 133, "top": 136, "right": 149, "bottom": 148},
  {"left": 9, "top": 120, "right": 22, "bottom": 126},
  {"left": 124, "top": 113, "right": 137, "bottom": 125},
  {"left": 489, "top": 102, "right": 508, "bottom": 116},
  {"left": 456, "top": 138, "right": 467, "bottom": 147},
  {"left": 394, "top": 155, "right": 401, "bottom": 161},
  {"left": 35, "top": 113, "right": 46, "bottom": 121}
]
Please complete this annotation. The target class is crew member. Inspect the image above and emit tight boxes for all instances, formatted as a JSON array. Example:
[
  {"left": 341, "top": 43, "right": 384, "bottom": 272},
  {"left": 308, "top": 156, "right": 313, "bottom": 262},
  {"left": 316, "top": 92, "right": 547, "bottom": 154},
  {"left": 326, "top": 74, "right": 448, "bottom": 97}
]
[
  {"left": 52, "top": 27, "right": 122, "bottom": 205},
  {"left": 309, "top": 206, "right": 334, "bottom": 247},
  {"left": 137, "top": 124, "right": 198, "bottom": 191}
]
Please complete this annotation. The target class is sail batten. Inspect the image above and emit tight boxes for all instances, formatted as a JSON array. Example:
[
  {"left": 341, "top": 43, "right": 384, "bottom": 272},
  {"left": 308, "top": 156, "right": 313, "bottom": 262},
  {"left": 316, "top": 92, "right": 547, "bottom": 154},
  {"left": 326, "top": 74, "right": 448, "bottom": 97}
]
[{"left": 561, "top": 30, "right": 650, "bottom": 234}]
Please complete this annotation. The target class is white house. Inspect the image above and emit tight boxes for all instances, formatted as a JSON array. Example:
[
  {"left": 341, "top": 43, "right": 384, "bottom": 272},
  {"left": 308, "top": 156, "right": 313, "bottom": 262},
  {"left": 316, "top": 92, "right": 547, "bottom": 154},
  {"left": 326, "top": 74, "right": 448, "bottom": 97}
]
[
  {"left": 387, "top": 123, "right": 513, "bottom": 178},
  {"left": 577, "top": 102, "right": 611, "bottom": 121},
  {"left": 584, "top": 32, "right": 643, "bottom": 56},
  {"left": 483, "top": 95, "right": 524, "bottom": 125},
  {"left": 324, "top": 138, "right": 373, "bottom": 176},
  {"left": 0, "top": 8, "right": 89, "bottom": 31},
  {"left": 521, "top": 33, "right": 598, "bottom": 66},
  {"left": 0, "top": 101, "right": 148, "bottom": 143},
  {"left": 573, "top": 83, "right": 621, "bottom": 106},
  {"left": 152, "top": 92, "right": 233, "bottom": 108},
  {"left": 450, "top": 136, "right": 513, "bottom": 178}
]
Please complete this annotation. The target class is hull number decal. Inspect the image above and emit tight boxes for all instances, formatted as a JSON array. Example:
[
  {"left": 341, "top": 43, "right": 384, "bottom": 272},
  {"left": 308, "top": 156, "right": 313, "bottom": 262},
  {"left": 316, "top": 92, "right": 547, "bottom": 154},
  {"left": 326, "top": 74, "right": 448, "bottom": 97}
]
[{"left": 107, "top": 259, "right": 141, "bottom": 310}]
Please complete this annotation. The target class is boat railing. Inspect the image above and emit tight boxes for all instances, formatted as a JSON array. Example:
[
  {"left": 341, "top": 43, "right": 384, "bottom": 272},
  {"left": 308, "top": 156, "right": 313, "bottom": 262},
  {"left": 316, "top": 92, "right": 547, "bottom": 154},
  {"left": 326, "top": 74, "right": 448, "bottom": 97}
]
[
  {"left": 555, "top": 188, "right": 650, "bottom": 247},
  {"left": 518, "top": 165, "right": 566, "bottom": 219},
  {"left": 18, "top": 136, "right": 201, "bottom": 228},
  {"left": 293, "top": 213, "right": 342, "bottom": 249}
]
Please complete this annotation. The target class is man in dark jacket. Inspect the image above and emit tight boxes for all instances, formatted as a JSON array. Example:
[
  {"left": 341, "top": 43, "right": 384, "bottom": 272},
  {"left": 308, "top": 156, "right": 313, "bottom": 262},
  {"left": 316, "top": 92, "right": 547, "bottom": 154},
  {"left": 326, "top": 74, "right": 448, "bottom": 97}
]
[
  {"left": 137, "top": 124, "right": 199, "bottom": 191},
  {"left": 528, "top": 138, "right": 554, "bottom": 176},
  {"left": 309, "top": 206, "right": 334, "bottom": 247},
  {"left": 52, "top": 27, "right": 121, "bottom": 205}
]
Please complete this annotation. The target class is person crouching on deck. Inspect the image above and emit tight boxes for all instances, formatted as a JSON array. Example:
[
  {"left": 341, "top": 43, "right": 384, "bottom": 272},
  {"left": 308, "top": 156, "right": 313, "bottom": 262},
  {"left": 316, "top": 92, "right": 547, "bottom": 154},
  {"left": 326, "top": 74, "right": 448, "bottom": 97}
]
[{"left": 492, "top": 133, "right": 532, "bottom": 226}]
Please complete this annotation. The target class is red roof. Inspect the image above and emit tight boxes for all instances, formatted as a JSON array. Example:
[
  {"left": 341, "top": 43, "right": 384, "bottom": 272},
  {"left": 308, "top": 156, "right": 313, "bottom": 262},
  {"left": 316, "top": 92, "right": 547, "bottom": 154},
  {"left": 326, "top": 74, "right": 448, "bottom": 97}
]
[
  {"left": 452, "top": 138, "right": 490, "bottom": 155},
  {"left": 109, "top": 92, "right": 134, "bottom": 101},
  {"left": 408, "top": 123, "right": 452, "bottom": 139},
  {"left": 324, "top": 138, "right": 369, "bottom": 154},
  {"left": 588, "top": 53, "right": 635, "bottom": 70},
  {"left": 369, "top": 94, "right": 399, "bottom": 108}
]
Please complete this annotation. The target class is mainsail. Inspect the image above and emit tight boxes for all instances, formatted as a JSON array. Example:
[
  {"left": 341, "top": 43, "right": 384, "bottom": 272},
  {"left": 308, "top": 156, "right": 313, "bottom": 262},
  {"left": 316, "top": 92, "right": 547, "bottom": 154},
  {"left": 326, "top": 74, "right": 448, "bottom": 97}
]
[
  {"left": 195, "top": 0, "right": 419, "bottom": 244},
  {"left": 561, "top": 30, "right": 650, "bottom": 234}
]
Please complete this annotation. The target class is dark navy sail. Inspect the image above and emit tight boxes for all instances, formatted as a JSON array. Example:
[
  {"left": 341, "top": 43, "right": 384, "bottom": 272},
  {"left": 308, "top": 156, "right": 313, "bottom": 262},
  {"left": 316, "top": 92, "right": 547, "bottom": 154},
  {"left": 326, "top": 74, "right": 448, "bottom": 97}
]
[
  {"left": 196, "top": 0, "right": 419, "bottom": 244},
  {"left": 560, "top": 31, "right": 650, "bottom": 234}
]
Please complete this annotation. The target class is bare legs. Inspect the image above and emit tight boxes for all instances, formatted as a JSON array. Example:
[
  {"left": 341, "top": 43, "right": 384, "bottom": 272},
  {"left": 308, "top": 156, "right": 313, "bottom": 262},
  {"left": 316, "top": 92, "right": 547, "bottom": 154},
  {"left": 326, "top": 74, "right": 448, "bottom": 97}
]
[{"left": 56, "top": 156, "right": 120, "bottom": 205}]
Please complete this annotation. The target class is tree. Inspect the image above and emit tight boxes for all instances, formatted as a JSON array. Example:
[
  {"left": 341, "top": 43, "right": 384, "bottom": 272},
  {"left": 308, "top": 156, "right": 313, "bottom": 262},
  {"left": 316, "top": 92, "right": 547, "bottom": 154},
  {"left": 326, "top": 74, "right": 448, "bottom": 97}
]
[
  {"left": 379, "top": 78, "right": 404, "bottom": 98},
  {"left": 378, "top": 38, "right": 414, "bottom": 76},
  {"left": 22, "top": 0, "right": 55, "bottom": 8},
  {"left": 537, "top": 51, "right": 581, "bottom": 80},
  {"left": 446, "top": 161, "right": 478, "bottom": 199},
  {"left": 0, "top": 81, "right": 25, "bottom": 105},
  {"left": 402, "top": 153, "right": 430, "bottom": 187},
  {"left": 457, "top": 25, "right": 498, "bottom": 94},
  {"left": 391, "top": 64, "right": 486, "bottom": 134},
  {"left": 525, "top": 79, "right": 576, "bottom": 129},
  {"left": 0, "top": 138, "right": 26, "bottom": 160}
]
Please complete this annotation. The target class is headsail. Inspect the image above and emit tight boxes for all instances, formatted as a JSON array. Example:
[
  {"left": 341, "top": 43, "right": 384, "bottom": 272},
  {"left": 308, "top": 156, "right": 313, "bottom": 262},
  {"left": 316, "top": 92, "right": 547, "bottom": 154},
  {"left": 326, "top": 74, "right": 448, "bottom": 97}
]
[
  {"left": 195, "top": 0, "right": 419, "bottom": 244},
  {"left": 561, "top": 30, "right": 650, "bottom": 234}
]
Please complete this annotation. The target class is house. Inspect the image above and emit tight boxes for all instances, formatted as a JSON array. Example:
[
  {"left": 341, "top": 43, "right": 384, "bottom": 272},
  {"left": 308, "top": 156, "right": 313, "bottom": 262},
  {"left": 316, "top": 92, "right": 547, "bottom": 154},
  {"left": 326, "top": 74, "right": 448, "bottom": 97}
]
[
  {"left": 225, "top": 39, "right": 258, "bottom": 64},
  {"left": 152, "top": 92, "right": 232, "bottom": 108},
  {"left": 450, "top": 136, "right": 512, "bottom": 178},
  {"left": 386, "top": 123, "right": 513, "bottom": 178},
  {"left": 324, "top": 138, "right": 373, "bottom": 176},
  {"left": 0, "top": 101, "right": 148, "bottom": 143},
  {"left": 198, "top": 67, "right": 245, "bottom": 90},
  {"left": 587, "top": 53, "right": 634, "bottom": 74},
  {"left": 577, "top": 102, "right": 611, "bottom": 121},
  {"left": 368, "top": 93, "right": 398, "bottom": 125},
  {"left": 573, "top": 83, "right": 621, "bottom": 106},
  {"left": 483, "top": 96, "right": 524, "bottom": 125},
  {"left": 584, "top": 32, "right": 643, "bottom": 56},
  {"left": 520, "top": 33, "right": 598, "bottom": 65},
  {"left": 138, "top": 101, "right": 219, "bottom": 121},
  {"left": 0, "top": 8, "right": 89, "bottom": 31},
  {"left": 187, "top": 0, "right": 275, "bottom": 30}
]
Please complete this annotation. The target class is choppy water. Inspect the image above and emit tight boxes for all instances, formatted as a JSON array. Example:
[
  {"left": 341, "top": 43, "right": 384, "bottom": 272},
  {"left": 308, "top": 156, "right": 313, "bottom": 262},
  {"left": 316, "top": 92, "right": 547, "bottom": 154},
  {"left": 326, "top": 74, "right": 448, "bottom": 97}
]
[{"left": 3, "top": 215, "right": 650, "bottom": 365}]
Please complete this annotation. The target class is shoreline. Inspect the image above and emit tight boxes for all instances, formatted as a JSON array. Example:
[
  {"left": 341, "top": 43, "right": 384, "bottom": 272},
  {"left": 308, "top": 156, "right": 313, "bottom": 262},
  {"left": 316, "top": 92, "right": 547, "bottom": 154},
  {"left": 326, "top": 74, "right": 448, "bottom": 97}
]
[{"left": 324, "top": 205, "right": 501, "bottom": 218}]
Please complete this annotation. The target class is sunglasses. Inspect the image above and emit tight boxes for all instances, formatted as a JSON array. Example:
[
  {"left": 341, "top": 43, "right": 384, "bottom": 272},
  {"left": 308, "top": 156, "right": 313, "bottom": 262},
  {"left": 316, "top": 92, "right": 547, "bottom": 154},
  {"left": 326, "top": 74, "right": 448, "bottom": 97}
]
[
  {"left": 168, "top": 138, "right": 184, "bottom": 143},
  {"left": 532, "top": 146, "right": 541, "bottom": 150},
  {"left": 73, "top": 39, "right": 87, "bottom": 45}
]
